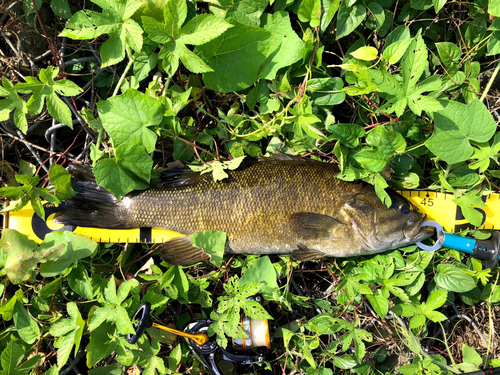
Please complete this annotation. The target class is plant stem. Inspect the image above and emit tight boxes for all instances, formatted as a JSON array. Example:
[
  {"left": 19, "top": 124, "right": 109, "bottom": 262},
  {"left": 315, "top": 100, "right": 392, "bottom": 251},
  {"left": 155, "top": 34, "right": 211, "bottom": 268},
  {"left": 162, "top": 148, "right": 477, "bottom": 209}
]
[
  {"left": 480, "top": 61, "right": 500, "bottom": 103},
  {"left": 112, "top": 49, "right": 134, "bottom": 97}
]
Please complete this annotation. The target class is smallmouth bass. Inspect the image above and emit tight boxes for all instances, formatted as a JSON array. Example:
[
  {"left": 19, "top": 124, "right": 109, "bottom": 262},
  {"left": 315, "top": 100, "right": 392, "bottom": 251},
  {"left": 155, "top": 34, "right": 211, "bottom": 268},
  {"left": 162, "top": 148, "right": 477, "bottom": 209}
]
[{"left": 55, "top": 155, "right": 433, "bottom": 265}]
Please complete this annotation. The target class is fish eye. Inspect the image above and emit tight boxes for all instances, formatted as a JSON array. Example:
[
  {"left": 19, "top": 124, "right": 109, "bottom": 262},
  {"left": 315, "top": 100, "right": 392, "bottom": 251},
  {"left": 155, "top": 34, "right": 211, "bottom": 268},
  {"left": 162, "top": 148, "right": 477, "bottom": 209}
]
[{"left": 400, "top": 204, "right": 410, "bottom": 214}]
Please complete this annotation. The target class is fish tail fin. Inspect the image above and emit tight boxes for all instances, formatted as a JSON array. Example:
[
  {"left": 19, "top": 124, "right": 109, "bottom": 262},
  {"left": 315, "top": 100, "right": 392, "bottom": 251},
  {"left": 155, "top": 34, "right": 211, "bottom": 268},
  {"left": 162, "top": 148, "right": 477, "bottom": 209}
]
[{"left": 54, "top": 164, "right": 130, "bottom": 228}]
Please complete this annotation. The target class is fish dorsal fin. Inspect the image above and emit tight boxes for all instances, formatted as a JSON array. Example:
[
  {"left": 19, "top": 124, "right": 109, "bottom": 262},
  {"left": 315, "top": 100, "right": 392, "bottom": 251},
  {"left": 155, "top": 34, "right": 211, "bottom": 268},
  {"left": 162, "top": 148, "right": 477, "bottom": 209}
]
[
  {"left": 159, "top": 237, "right": 211, "bottom": 266},
  {"left": 259, "top": 151, "right": 311, "bottom": 162},
  {"left": 292, "top": 246, "right": 326, "bottom": 261},
  {"left": 290, "top": 212, "right": 345, "bottom": 240}
]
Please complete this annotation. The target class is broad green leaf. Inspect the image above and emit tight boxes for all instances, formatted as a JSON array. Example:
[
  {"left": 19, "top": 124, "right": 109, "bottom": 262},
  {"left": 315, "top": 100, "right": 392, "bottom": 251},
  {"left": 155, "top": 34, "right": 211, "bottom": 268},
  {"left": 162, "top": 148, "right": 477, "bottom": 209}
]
[
  {"left": 366, "top": 291, "right": 389, "bottom": 319},
  {"left": 490, "top": 0, "right": 500, "bottom": 16},
  {"left": 353, "top": 148, "right": 386, "bottom": 172},
  {"left": 239, "top": 256, "right": 279, "bottom": 300},
  {"left": 68, "top": 265, "right": 93, "bottom": 299},
  {"left": 435, "top": 264, "right": 476, "bottom": 293},
  {"left": 93, "top": 143, "right": 153, "bottom": 198},
  {"left": 436, "top": 42, "right": 461, "bottom": 68},
  {"left": 224, "top": 0, "right": 268, "bottom": 27},
  {"left": 320, "top": 0, "right": 340, "bottom": 33},
  {"left": 298, "top": 0, "right": 321, "bottom": 27},
  {"left": 351, "top": 46, "right": 378, "bottom": 61},
  {"left": 366, "top": 126, "right": 406, "bottom": 158},
  {"left": 40, "top": 231, "right": 98, "bottom": 277},
  {"left": 462, "top": 344, "right": 483, "bottom": 366},
  {"left": 190, "top": 230, "right": 226, "bottom": 267},
  {"left": 383, "top": 38, "right": 412, "bottom": 64},
  {"left": 426, "top": 100, "right": 497, "bottom": 164},
  {"left": 0, "top": 229, "right": 66, "bottom": 284},
  {"left": 327, "top": 123, "right": 365, "bottom": 148},
  {"left": 51, "top": 0, "right": 72, "bottom": 18},
  {"left": 453, "top": 191, "right": 486, "bottom": 227},
  {"left": 1, "top": 341, "right": 26, "bottom": 375},
  {"left": 336, "top": 2, "right": 366, "bottom": 39},
  {"left": 97, "top": 89, "right": 163, "bottom": 153},
  {"left": 487, "top": 31, "right": 500, "bottom": 56},
  {"left": 49, "top": 163, "right": 76, "bottom": 201},
  {"left": 116, "top": 305, "right": 135, "bottom": 334},
  {"left": 259, "top": 12, "right": 304, "bottom": 80},
  {"left": 196, "top": 21, "right": 273, "bottom": 93},
  {"left": 0, "top": 77, "right": 28, "bottom": 133},
  {"left": 13, "top": 299, "right": 40, "bottom": 344},
  {"left": 88, "top": 363, "right": 123, "bottom": 375},
  {"left": 423, "top": 289, "right": 447, "bottom": 311},
  {"left": 178, "top": 14, "right": 233, "bottom": 45}
]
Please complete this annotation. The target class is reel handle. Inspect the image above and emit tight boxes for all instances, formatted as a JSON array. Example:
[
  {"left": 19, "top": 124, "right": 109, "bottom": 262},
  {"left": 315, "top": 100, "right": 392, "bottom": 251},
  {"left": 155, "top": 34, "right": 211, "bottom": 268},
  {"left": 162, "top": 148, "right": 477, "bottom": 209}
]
[{"left": 126, "top": 302, "right": 152, "bottom": 344}]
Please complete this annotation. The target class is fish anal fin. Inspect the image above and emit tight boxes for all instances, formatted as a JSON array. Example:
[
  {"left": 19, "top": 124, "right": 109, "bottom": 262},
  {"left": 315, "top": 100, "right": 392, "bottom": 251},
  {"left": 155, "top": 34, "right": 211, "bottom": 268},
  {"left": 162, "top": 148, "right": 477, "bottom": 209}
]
[
  {"left": 290, "top": 212, "right": 345, "bottom": 240},
  {"left": 159, "top": 236, "right": 211, "bottom": 266},
  {"left": 292, "top": 245, "right": 326, "bottom": 261}
]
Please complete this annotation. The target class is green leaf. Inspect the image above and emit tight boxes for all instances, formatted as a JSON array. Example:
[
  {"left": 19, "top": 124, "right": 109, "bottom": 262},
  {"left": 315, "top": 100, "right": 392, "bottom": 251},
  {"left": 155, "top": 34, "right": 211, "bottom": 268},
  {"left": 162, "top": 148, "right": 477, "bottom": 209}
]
[
  {"left": 366, "top": 126, "right": 406, "bottom": 158},
  {"left": 13, "top": 299, "right": 40, "bottom": 344},
  {"left": 40, "top": 231, "right": 98, "bottom": 277},
  {"left": 49, "top": 163, "right": 76, "bottom": 200},
  {"left": 436, "top": 42, "right": 461, "bottom": 68},
  {"left": 51, "top": 0, "right": 72, "bottom": 18},
  {"left": 224, "top": 0, "right": 268, "bottom": 27},
  {"left": 178, "top": 14, "right": 233, "bottom": 45},
  {"left": 353, "top": 148, "right": 386, "bottom": 172},
  {"left": 350, "top": 46, "right": 378, "bottom": 61},
  {"left": 195, "top": 21, "right": 273, "bottom": 93},
  {"left": 97, "top": 89, "right": 163, "bottom": 153},
  {"left": 435, "top": 264, "right": 476, "bottom": 293},
  {"left": 259, "top": 11, "right": 304, "bottom": 80},
  {"left": 383, "top": 38, "right": 412, "bottom": 64},
  {"left": 327, "top": 123, "right": 365, "bottom": 148},
  {"left": 453, "top": 191, "right": 486, "bottom": 227},
  {"left": 1, "top": 341, "right": 27, "bottom": 375},
  {"left": 239, "top": 256, "right": 279, "bottom": 300},
  {"left": 336, "top": 2, "right": 366, "bottom": 39},
  {"left": 15, "top": 67, "right": 82, "bottom": 127},
  {"left": 426, "top": 100, "right": 497, "bottom": 164},
  {"left": 190, "top": 230, "right": 226, "bottom": 267},
  {"left": 68, "top": 265, "right": 93, "bottom": 299},
  {"left": 0, "top": 77, "right": 29, "bottom": 133},
  {"left": 93, "top": 143, "right": 153, "bottom": 198},
  {"left": 366, "top": 291, "right": 389, "bottom": 319},
  {"left": 59, "top": 0, "right": 143, "bottom": 67},
  {"left": 462, "top": 344, "right": 483, "bottom": 366},
  {"left": 298, "top": 0, "right": 321, "bottom": 27}
]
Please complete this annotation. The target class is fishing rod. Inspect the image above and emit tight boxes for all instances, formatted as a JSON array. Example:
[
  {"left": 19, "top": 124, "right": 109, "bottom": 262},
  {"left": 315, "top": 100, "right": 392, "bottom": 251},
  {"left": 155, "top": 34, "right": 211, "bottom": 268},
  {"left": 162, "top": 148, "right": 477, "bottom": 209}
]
[{"left": 126, "top": 298, "right": 274, "bottom": 375}]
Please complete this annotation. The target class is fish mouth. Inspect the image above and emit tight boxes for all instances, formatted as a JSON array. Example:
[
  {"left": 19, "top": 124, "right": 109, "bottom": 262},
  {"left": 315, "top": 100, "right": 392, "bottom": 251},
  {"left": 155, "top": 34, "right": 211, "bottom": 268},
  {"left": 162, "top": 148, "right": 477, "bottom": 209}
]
[{"left": 406, "top": 215, "right": 434, "bottom": 242}]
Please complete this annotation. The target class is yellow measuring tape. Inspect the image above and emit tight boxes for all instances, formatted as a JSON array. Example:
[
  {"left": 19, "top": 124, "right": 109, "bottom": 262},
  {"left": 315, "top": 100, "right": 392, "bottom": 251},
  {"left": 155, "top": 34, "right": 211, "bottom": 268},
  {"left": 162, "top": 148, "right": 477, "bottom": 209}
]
[{"left": 3, "top": 191, "right": 500, "bottom": 244}]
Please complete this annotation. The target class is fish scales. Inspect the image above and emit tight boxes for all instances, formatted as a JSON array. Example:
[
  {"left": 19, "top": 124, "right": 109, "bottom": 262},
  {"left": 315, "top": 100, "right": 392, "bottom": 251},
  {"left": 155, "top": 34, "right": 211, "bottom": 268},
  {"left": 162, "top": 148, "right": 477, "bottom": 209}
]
[
  {"left": 55, "top": 158, "right": 433, "bottom": 265},
  {"left": 124, "top": 161, "right": 359, "bottom": 254}
]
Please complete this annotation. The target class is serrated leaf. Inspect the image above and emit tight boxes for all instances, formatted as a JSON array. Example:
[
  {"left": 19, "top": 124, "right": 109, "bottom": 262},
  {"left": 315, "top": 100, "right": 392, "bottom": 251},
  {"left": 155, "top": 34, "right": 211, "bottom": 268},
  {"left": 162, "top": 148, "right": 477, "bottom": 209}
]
[
  {"left": 178, "top": 14, "right": 233, "bottom": 45},
  {"left": 353, "top": 148, "right": 386, "bottom": 172},
  {"left": 435, "top": 264, "right": 476, "bottom": 293},
  {"left": 327, "top": 123, "right": 365, "bottom": 147},
  {"left": 383, "top": 38, "right": 412, "bottom": 64},
  {"left": 93, "top": 143, "right": 153, "bottom": 199},
  {"left": 97, "top": 89, "right": 163, "bottom": 153}
]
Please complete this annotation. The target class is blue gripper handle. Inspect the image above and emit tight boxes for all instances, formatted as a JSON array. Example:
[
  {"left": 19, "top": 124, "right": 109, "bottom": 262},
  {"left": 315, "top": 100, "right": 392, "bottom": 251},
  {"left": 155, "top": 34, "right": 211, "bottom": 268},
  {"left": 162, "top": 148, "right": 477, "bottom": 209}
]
[
  {"left": 440, "top": 233, "right": 475, "bottom": 255},
  {"left": 417, "top": 222, "right": 500, "bottom": 269}
]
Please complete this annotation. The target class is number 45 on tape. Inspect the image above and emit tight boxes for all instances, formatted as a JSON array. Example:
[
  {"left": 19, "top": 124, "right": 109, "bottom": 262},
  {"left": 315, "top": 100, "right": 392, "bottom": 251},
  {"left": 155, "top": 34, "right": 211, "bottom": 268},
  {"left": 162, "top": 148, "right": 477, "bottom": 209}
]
[{"left": 399, "top": 191, "right": 500, "bottom": 233}]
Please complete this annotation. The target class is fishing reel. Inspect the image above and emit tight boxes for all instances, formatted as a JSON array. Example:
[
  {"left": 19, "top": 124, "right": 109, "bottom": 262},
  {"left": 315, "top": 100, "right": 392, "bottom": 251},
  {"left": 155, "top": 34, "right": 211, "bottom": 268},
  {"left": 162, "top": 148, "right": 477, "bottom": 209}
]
[{"left": 126, "top": 298, "right": 273, "bottom": 375}]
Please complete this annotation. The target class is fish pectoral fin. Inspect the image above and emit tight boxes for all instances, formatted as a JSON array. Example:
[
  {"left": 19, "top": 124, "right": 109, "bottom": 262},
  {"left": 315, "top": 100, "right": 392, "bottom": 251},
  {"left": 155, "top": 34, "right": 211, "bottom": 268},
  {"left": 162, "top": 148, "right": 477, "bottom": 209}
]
[
  {"left": 292, "top": 245, "right": 326, "bottom": 261},
  {"left": 159, "top": 237, "right": 210, "bottom": 266},
  {"left": 290, "top": 212, "right": 345, "bottom": 240}
]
